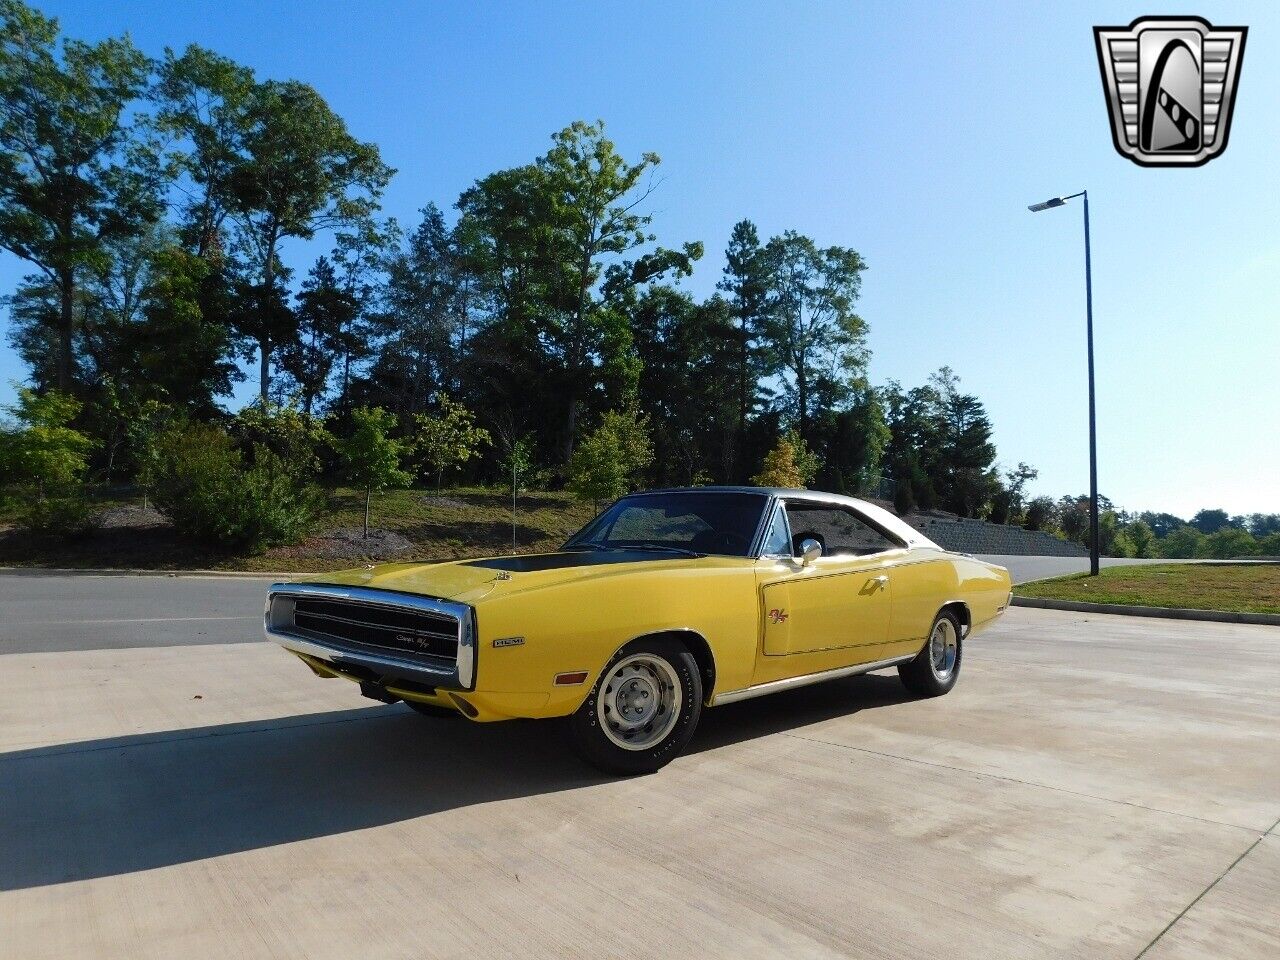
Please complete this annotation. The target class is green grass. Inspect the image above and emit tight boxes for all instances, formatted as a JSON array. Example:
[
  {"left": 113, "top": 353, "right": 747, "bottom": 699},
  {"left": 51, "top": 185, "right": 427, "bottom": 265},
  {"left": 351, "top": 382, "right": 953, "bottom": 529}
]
[
  {"left": 0, "top": 486, "right": 596, "bottom": 573},
  {"left": 1015, "top": 563, "right": 1280, "bottom": 615}
]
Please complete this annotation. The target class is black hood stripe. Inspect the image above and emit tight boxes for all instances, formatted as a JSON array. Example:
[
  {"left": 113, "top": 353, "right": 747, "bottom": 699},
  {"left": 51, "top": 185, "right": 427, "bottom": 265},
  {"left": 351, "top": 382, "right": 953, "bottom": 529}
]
[{"left": 464, "top": 551, "right": 676, "bottom": 573}]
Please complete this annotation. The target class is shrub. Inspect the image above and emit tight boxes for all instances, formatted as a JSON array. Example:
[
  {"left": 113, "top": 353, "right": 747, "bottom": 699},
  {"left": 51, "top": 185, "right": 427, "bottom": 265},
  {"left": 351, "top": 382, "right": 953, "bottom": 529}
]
[
  {"left": 17, "top": 484, "right": 96, "bottom": 537},
  {"left": 151, "top": 424, "right": 320, "bottom": 552},
  {"left": 0, "top": 389, "right": 98, "bottom": 537},
  {"left": 567, "top": 408, "right": 653, "bottom": 509},
  {"left": 752, "top": 431, "right": 820, "bottom": 488}
]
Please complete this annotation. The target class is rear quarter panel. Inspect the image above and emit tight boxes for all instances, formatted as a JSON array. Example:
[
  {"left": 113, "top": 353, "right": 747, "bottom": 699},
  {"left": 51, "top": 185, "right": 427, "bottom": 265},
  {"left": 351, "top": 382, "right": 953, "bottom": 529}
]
[{"left": 889, "top": 550, "right": 1011, "bottom": 643}]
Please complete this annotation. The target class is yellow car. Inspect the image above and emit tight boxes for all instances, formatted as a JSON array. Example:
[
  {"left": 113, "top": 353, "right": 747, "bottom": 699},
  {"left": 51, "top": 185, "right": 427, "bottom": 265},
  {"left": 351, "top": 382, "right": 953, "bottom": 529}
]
[{"left": 266, "top": 487, "right": 1011, "bottom": 773}]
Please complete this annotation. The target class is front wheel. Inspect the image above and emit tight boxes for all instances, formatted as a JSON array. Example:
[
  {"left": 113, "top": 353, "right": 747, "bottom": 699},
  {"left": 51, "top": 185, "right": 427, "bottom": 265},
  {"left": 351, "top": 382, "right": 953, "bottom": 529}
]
[
  {"left": 898, "top": 610, "right": 963, "bottom": 697},
  {"left": 567, "top": 639, "right": 703, "bottom": 775}
]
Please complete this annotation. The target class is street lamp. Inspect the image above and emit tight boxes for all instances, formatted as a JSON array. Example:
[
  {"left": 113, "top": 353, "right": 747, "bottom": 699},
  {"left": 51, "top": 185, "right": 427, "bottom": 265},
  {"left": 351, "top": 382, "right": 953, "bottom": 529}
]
[{"left": 1028, "top": 190, "right": 1099, "bottom": 577}]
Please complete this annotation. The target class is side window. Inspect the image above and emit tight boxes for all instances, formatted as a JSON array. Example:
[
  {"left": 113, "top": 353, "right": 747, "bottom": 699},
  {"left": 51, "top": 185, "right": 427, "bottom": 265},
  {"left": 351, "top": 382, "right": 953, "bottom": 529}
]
[
  {"left": 785, "top": 503, "right": 902, "bottom": 556},
  {"left": 760, "top": 505, "right": 792, "bottom": 557}
]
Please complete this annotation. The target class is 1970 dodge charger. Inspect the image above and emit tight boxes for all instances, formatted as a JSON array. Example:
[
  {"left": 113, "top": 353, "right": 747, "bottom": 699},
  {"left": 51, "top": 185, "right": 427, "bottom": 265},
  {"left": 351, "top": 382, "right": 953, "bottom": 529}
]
[{"left": 266, "top": 487, "right": 1012, "bottom": 773}]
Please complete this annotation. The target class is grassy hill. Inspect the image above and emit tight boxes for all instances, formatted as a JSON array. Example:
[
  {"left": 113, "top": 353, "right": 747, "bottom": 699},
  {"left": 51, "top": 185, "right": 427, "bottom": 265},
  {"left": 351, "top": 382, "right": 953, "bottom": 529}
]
[{"left": 0, "top": 487, "right": 596, "bottom": 573}]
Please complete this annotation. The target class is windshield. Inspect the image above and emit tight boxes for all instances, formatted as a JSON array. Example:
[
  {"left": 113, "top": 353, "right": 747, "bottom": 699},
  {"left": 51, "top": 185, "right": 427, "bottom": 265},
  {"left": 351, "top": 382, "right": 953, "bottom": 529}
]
[{"left": 563, "top": 491, "right": 769, "bottom": 557}]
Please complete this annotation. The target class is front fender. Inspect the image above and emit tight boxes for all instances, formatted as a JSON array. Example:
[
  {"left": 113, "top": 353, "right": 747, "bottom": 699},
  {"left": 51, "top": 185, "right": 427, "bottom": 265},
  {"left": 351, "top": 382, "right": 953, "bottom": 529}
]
[{"left": 471, "top": 561, "right": 760, "bottom": 715}]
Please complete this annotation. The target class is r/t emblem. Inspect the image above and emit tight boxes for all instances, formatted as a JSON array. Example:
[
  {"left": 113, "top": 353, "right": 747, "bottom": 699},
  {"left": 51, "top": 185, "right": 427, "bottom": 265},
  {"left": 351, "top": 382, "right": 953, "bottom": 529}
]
[{"left": 768, "top": 608, "right": 789, "bottom": 624}]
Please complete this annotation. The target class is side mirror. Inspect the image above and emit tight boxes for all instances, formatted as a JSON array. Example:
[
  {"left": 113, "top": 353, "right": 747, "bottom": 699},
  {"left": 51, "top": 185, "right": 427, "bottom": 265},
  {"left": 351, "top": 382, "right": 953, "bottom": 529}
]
[{"left": 799, "top": 538, "right": 822, "bottom": 566}]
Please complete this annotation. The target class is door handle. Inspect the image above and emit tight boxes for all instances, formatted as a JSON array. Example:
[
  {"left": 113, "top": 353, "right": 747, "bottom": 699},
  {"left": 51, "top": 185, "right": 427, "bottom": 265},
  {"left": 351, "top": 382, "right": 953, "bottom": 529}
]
[{"left": 873, "top": 575, "right": 889, "bottom": 589}]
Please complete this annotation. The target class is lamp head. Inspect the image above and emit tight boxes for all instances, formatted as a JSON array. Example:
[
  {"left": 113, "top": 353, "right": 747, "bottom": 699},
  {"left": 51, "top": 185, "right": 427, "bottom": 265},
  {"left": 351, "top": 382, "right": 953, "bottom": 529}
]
[{"left": 1028, "top": 197, "right": 1068, "bottom": 212}]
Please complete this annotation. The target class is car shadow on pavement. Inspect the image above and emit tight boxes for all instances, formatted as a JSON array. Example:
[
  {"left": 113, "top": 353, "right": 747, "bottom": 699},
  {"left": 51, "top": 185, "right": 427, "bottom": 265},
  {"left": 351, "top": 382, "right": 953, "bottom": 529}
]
[{"left": 0, "top": 674, "right": 917, "bottom": 891}]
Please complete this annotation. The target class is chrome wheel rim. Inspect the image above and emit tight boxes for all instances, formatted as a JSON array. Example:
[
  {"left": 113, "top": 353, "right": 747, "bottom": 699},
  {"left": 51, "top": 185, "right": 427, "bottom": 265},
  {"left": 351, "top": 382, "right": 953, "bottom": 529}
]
[
  {"left": 597, "top": 654, "right": 681, "bottom": 751},
  {"left": 929, "top": 619, "right": 959, "bottom": 679}
]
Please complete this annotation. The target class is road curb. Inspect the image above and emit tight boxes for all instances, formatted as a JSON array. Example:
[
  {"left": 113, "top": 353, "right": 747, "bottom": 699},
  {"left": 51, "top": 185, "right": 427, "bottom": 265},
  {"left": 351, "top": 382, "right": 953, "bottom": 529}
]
[
  {"left": 1011, "top": 595, "right": 1280, "bottom": 626},
  {"left": 0, "top": 566, "right": 299, "bottom": 580}
]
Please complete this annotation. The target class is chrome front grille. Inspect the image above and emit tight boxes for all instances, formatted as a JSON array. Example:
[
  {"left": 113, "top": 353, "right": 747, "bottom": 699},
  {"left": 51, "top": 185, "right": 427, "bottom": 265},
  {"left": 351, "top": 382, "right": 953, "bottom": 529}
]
[
  {"left": 292, "top": 596, "right": 459, "bottom": 661},
  {"left": 266, "top": 583, "right": 476, "bottom": 689}
]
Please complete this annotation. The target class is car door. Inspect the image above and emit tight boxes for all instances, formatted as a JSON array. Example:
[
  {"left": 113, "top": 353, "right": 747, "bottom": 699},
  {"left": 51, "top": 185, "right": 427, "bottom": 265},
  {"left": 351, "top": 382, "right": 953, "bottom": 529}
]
[{"left": 751, "top": 499, "right": 907, "bottom": 685}]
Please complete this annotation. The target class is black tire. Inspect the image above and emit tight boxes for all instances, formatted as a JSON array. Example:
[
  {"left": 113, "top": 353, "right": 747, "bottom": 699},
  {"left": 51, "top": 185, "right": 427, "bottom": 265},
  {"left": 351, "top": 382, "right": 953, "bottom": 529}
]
[
  {"left": 898, "top": 609, "right": 963, "bottom": 697},
  {"left": 404, "top": 699, "right": 458, "bottom": 718},
  {"left": 568, "top": 639, "right": 703, "bottom": 775}
]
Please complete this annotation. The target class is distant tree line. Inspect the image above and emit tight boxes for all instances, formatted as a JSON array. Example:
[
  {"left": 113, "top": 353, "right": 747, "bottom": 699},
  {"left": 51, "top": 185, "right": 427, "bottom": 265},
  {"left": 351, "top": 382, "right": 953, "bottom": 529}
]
[{"left": 0, "top": 2, "right": 1271, "bottom": 559}]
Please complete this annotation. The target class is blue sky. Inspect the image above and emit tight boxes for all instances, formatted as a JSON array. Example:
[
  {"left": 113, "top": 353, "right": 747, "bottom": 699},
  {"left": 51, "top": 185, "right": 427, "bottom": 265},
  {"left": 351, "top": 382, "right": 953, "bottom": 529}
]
[{"left": 2, "top": 1, "right": 1276, "bottom": 518}]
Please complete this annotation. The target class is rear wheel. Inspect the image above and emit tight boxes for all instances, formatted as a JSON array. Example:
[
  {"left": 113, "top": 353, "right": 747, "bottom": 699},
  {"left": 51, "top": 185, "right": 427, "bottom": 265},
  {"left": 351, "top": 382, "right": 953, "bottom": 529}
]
[
  {"left": 568, "top": 639, "right": 702, "bottom": 775},
  {"left": 898, "top": 610, "right": 963, "bottom": 697}
]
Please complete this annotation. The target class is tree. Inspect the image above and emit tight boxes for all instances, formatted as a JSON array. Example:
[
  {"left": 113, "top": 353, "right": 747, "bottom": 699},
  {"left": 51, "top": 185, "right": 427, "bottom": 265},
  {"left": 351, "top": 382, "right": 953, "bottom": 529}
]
[
  {"left": 1255, "top": 532, "right": 1280, "bottom": 557},
  {"left": 1024, "top": 495, "right": 1057, "bottom": 532},
  {"left": 752, "top": 431, "right": 820, "bottom": 488},
  {"left": 1158, "top": 526, "right": 1204, "bottom": 559},
  {"left": 808, "top": 391, "right": 889, "bottom": 496},
  {"left": 154, "top": 44, "right": 256, "bottom": 258},
  {"left": 1127, "top": 519, "right": 1155, "bottom": 558},
  {"left": 333, "top": 406, "right": 411, "bottom": 538},
  {"left": 1138, "top": 511, "right": 1186, "bottom": 539},
  {"left": 632, "top": 287, "right": 739, "bottom": 486},
  {"left": 880, "top": 380, "right": 942, "bottom": 513},
  {"left": 409, "top": 393, "right": 490, "bottom": 493},
  {"left": 567, "top": 407, "right": 653, "bottom": 511},
  {"left": 1243, "top": 513, "right": 1280, "bottom": 537},
  {"left": 1058, "top": 496, "right": 1090, "bottom": 543},
  {"left": 124, "top": 399, "right": 176, "bottom": 510},
  {"left": 717, "top": 219, "right": 768, "bottom": 479},
  {"left": 281, "top": 256, "right": 353, "bottom": 414},
  {"left": 365, "top": 204, "right": 465, "bottom": 416},
  {"left": 227, "top": 79, "right": 392, "bottom": 401},
  {"left": 456, "top": 121, "right": 699, "bottom": 462},
  {"left": 928, "top": 367, "right": 998, "bottom": 517},
  {"left": 0, "top": 387, "right": 93, "bottom": 490},
  {"left": 230, "top": 401, "right": 331, "bottom": 478},
  {"left": 0, "top": 387, "right": 96, "bottom": 532},
  {"left": 498, "top": 433, "right": 533, "bottom": 552},
  {"left": 0, "top": 0, "right": 160, "bottom": 391},
  {"left": 993, "top": 462, "right": 1039, "bottom": 525},
  {"left": 1098, "top": 511, "right": 1132, "bottom": 558},
  {"left": 1198, "top": 528, "right": 1256, "bottom": 560},
  {"left": 757, "top": 231, "right": 868, "bottom": 440},
  {"left": 1189, "top": 508, "right": 1232, "bottom": 535}
]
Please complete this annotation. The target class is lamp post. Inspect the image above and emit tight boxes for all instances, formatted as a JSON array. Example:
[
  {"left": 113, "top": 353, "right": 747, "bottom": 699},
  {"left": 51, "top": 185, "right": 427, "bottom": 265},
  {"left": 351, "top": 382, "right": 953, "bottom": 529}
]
[{"left": 1028, "top": 190, "right": 1099, "bottom": 577}]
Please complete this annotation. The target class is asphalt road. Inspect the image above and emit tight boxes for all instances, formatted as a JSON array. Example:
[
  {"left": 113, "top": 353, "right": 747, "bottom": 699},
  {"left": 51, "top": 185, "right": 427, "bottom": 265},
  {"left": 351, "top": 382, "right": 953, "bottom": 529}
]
[
  {"left": 0, "top": 556, "right": 1159, "bottom": 656},
  {"left": 0, "top": 574, "right": 1276, "bottom": 959}
]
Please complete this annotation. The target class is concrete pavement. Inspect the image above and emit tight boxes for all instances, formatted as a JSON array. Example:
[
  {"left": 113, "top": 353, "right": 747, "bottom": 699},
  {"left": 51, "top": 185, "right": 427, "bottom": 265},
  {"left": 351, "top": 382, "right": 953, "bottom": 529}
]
[{"left": 0, "top": 604, "right": 1276, "bottom": 959}]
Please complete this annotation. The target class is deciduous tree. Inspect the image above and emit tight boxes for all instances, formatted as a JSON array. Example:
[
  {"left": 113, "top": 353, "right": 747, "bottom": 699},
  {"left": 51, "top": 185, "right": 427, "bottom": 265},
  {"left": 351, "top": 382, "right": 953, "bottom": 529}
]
[
  {"left": 567, "top": 407, "right": 653, "bottom": 511},
  {"left": 0, "top": 0, "right": 160, "bottom": 391},
  {"left": 752, "top": 431, "right": 820, "bottom": 489},
  {"left": 409, "top": 393, "right": 491, "bottom": 494},
  {"left": 334, "top": 406, "right": 411, "bottom": 537},
  {"left": 227, "top": 79, "right": 392, "bottom": 401}
]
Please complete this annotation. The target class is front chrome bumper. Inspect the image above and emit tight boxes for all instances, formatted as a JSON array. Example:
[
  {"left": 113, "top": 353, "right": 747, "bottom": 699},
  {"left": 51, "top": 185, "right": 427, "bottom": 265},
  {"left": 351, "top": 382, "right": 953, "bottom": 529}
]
[{"left": 264, "top": 582, "right": 477, "bottom": 690}]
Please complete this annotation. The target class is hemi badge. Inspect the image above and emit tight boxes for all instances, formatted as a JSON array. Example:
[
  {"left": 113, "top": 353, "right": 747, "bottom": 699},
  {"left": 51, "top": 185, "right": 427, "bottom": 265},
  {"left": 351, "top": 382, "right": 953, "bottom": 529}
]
[{"left": 493, "top": 636, "right": 525, "bottom": 648}]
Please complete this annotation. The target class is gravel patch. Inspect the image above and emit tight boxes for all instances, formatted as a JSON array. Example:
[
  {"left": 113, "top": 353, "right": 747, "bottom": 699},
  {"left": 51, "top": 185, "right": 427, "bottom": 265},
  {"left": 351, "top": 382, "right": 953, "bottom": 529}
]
[
  {"left": 271, "top": 526, "right": 415, "bottom": 562},
  {"left": 96, "top": 505, "right": 167, "bottom": 529}
]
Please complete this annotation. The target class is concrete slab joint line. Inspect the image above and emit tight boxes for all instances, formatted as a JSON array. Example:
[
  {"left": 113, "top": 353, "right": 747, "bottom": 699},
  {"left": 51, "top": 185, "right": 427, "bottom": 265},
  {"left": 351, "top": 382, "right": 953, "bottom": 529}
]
[
  {"left": 1133, "top": 816, "right": 1280, "bottom": 960},
  {"left": 1011, "top": 596, "right": 1280, "bottom": 626}
]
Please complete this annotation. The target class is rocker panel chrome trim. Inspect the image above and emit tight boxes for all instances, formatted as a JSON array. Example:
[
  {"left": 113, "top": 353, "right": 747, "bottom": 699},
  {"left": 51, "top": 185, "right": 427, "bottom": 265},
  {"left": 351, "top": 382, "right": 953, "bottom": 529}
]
[{"left": 710, "top": 653, "right": 917, "bottom": 706}]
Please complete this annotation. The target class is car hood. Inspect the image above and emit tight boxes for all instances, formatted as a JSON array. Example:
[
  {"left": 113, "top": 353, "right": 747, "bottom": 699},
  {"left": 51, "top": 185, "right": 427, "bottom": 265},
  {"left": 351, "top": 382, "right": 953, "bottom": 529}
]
[{"left": 291, "top": 550, "right": 715, "bottom": 606}]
